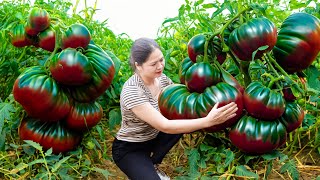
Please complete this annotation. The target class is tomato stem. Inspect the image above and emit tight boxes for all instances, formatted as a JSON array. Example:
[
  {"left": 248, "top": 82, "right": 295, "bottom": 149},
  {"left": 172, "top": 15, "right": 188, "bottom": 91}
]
[
  {"left": 267, "top": 53, "right": 304, "bottom": 95},
  {"left": 218, "top": 7, "right": 251, "bottom": 52}
]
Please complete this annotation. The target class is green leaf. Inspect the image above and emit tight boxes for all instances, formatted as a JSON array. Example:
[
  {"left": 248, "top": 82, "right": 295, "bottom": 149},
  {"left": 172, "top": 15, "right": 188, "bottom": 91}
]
[
  {"left": 45, "top": 148, "right": 53, "bottom": 156},
  {"left": 251, "top": 45, "right": 268, "bottom": 61},
  {"left": 235, "top": 165, "right": 259, "bottom": 179},
  {"left": 92, "top": 167, "right": 113, "bottom": 179},
  {"left": 264, "top": 162, "right": 273, "bottom": 180},
  {"left": 261, "top": 150, "right": 282, "bottom": 160},
  {"left": 28, "top": 159, "right": 46, "bottom": 166},
  {"left": 280, "top": 160, "right": 299, "bottom": 180},
  {"left": 52, "top": 156, "right": 71, "bottom": 172},
  {"left": 108, "top": 108, "right": 121, "bottom": 131},
  {"left": 306, "top": 66, "right": 320, "bottom": 90},
  {"left": 162, "top": 17, "right": 179, "bottom": 25},
  {"left": 0, "top": 131, "right": 5, "bottom": 151},
  {"left": 224, "top": 149, "right": 234, "bottom": 167},
  {"left": 186, "top": 148, "right": 200, "bottom": 176},
  {"left": 0, "top": 102, "right": 15, "bottom": 135},
  {"left": 24, "top": 140, "right": 43, "bottom": 151}
]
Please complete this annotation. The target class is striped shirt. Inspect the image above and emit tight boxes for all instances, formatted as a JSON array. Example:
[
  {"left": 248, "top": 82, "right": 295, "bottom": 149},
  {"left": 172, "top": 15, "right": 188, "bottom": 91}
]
[{"left": 116, "top": 73, "right": 173, "bottom": 142}]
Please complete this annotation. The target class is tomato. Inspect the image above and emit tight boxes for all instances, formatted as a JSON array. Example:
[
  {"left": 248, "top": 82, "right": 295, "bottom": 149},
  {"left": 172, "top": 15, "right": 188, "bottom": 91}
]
[
  {"left": 158, "top": 82, "right": 243, "bottom": 132},
  {"left": 13, "top": 66, "right": 71, "bottom": 122},
  {"left": 187, "top": 34, "right": 227, "bottom": 63},
  {"left": 188, "top": 34, "right": 206, "bottom": 62},
  {"left": 244, "top": 82, "right": 285, "bottom": 120},
  {"left": 62, "top": 23, "right": 91, "bottom": 49},
  {"left": 282, "top": 86, "right": 296, "bottom": 102},
  {"left": 27, "top": 7, "right": 50, "bottom": 33},
  {"left": 65, "top": 101, "right": 103, "bottom": 132},
  {"left": 279, "top": 102, "right": 304, "bottom": 133},
  {"left": 50, "top": 48, "right": 93, "bottom": 86},
  {"left": 38, "top": 26, "right": 56, "bottom": 52},
  {"left": 228, "top": 17, "right": 277, "bottom": 61},
  {"left": 229, "top": 115, "right": 287, "bottom": 154},
  {"left": 273, "top": 13, "right": 320, "bottom": 73},
  {"left": 19, "top": 118, "right": 82, "bottom": 154},
  {"left": 185, "top": 62, "right": 221, "bottom": 93},
  {"left": 68, "top": 43, "right": 115, "bottom": 102},
  {"left": 10, "top": 24, "right": 32, "bottom": 47}
]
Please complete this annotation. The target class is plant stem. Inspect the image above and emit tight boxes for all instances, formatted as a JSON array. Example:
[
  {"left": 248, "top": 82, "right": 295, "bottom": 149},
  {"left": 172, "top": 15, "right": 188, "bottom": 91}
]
[
  {"left": 239, "top": 61, "right": 251, "bottom": 87},
  {"left": 228, "top": 52, "right": 241, "bottom": 71}
]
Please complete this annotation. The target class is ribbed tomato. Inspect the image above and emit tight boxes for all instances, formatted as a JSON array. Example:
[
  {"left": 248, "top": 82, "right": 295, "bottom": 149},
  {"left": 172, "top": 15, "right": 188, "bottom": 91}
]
[
  {"left": 158, "top": 82, "right": 243, "bottom": 132},
  {"left": 228, "top": 17, "right": 277, "bottom": 61},
  {"left": 27, "top": 7, "right": 50, "bottom": 33},
  {"left": 273, "top": 13, "right": 320, "bottom": 73},
  {"left": 229, "top": 115, "right": 287, "bottom": 154},
  {"left": 184, "top": 62, "right": 221, "bottom": 93},
  {"left": 244, "top": 82, "right": 285, "bottom": 120},
  {"left": 279, "top": 102, "right": 304, "bottom": 133},
  {"left": 50, "top": 48, "right": 93, "bottom": 86},
  {"left": 13, "top": 66, "right": 71, "bottom": 122},
  {"left": 68, "top": 43, "right": 115, "bottom": 102},
  {"left": 19, "top": 118, "right": 82, "bottom": 154},
  {"left": 10, "top": 24, "right": 32, "bottom": 47},
  {"left": 65, "top": 101, "right": 103, "bottom": 131},
  {"left": 38, "top": 26, "right": 56, "bottom": 52},
  {"left": 62, "top": 23, "right": 91, "bottom": 49}
]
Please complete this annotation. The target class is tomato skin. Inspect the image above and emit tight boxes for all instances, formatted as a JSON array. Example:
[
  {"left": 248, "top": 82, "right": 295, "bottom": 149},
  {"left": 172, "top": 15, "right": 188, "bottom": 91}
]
[
  {"left": 185, "top": 62, "right": 221, "bottom": 93},
  {"left": 228, "top": 17, "right": 277, "bottom": 61},
  {"left": 158, "top": 82, "right": 244, "bottom": 132},
  {"left": 179, "top": 57, "right": 194, "bottom": 84},
  {"left": 65, "top": 101, "right": 103, "bottom": 132},
  {"left": 50, "top": 48, "right": 93, "bottom": 86},
  {"left": 229, "top": 115, "right": 287, "bottom": 154},
  {"left": 38, "top": 26, "right": 56, "bottom": 52},
  {"left": 273, "top": 13, "right": 320, "bottom": 73},
  {"left": 279, "top": 102, "right": 304, "bottom": 133},
  {"left": 28, "top": 7, "right": 50, "bottom": 32},
  {"left": 68, "top": 43, "right": 115, "bottom": 102},
  {"left": 244, "top": 82, "right": 285, "bottom": 120},
  {"left": 187, "top": 34, "right": 206, "bottom": 62},
  {"left": 13, "top": 66, "right": 71, "bottom": 122},
  {"left": 19, "top": 118, "right": 82, "bottom": 154},
  {"left": 62, "top": 23, "right": 91, "bottom": 49},
  {"left": 10, "top": 24, "right": 33, "bottom": 47}
]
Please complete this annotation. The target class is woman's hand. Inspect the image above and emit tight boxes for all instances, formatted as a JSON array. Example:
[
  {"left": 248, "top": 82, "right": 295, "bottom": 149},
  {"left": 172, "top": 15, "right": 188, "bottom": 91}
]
[{"left": 205, "top": 102, "right": 238, "bottom": 128}]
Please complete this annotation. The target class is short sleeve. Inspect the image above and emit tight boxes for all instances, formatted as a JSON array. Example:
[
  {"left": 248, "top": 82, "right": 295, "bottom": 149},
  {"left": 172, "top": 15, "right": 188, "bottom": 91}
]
[{"left": 121, "top": 85, "right": 149, "bottom": 110}]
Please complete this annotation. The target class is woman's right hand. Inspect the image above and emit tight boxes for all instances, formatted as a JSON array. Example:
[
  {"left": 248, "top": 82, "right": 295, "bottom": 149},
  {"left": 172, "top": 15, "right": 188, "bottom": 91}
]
[{"left": 205, "top": 102, "right": 238, "bottom": 128}]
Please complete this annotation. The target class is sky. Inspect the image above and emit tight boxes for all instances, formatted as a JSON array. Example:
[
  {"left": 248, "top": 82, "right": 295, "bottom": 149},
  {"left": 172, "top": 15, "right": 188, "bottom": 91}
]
[{"left": 75, "top": 0, "right": 185, "bottom": 40}]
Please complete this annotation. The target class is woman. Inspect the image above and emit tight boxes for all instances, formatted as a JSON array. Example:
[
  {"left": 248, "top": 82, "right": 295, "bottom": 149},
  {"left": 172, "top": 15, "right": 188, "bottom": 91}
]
[{"left": 112, "top": 37, "right": 238, "bottom": 180}]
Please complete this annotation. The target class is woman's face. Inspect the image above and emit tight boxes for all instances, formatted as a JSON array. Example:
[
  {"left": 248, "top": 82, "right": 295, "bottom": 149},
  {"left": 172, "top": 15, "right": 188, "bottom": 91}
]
[{"left": 137, "top": 48, "right": 165, "bottom": 79}]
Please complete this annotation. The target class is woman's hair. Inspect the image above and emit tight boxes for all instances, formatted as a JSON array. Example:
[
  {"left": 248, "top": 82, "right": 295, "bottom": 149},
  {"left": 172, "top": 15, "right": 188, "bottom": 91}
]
[{"left": 129, "top": 37, "right": 161, "bottom": 71}]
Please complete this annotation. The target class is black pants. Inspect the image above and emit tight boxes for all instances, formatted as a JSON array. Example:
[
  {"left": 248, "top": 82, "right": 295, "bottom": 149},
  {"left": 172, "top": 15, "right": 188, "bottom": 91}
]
[{"left": 112, "top": 132, "right": 182, "bottom": 180}]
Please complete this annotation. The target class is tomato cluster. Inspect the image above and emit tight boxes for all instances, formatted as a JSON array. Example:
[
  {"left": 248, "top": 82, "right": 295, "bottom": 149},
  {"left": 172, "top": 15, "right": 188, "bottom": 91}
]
[
  {"left": 11, "top": 7, "right": 117, "bottom": 154},
  {"left": 159, "top": 38, "right": 244, "bottom": 132},
  {"left": 159, "top": 12, "right": 319, "bottom": 155}
]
